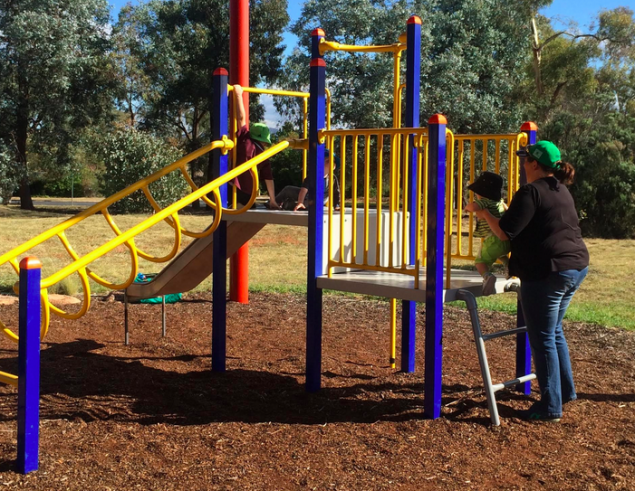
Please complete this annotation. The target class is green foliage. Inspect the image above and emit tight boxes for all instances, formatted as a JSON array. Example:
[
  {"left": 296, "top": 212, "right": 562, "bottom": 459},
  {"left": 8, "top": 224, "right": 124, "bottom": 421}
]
[
  {"left": 0, "top": 0, "right": 117, "bottom": 208},
  {"left": 115, "top": 0, "right": 289, "bottom": 141},
  {"left": 283, "top": 0, "right": 531, "bottom": 133},
  {"left": 521, "top": 7, "right": 635, "bottom": 238},
  {"left": 94, "top": 130, "right": 189, "bottom": 214},
  {"left": 269, "top": 122, "right": 303, "bottom": 190},
  {"left": 0, "top": 144, "right": 20, "bottom": 204},
  {"left": 541, "top": 111, "right": 635, "bottom": 238}
]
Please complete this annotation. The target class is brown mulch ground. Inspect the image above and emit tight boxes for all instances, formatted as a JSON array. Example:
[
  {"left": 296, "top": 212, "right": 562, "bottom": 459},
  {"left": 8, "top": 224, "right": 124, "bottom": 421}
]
[{"left": 0, "top": 292, "right": 634, "bottom": 490}]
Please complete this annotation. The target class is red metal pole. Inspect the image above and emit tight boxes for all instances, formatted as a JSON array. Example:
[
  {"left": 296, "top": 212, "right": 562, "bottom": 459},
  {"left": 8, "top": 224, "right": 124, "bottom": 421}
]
[{"left": 229, "top": 0, "right": 250, "bottom": 304}]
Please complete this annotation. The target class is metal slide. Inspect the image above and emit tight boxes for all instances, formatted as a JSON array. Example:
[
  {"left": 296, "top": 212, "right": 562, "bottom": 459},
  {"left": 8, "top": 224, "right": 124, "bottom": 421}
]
[{"left": 125, "top": 220, "right": 265, "bottom": 301}]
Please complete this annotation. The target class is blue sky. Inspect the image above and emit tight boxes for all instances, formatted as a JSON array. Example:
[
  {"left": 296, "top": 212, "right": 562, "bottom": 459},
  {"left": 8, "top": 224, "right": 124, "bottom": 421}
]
[{"left": 107, "top": 0, "right": 635, "bottom": 127}]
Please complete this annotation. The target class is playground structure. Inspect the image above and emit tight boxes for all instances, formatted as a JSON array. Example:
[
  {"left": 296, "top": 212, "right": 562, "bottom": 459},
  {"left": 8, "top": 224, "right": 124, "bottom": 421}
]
[{"left": 0, "top": 16, "right": 540, "bottom": 473}]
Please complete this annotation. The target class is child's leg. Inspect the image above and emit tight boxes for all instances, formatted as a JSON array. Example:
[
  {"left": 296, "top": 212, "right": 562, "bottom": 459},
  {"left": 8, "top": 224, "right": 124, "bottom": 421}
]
[
  {"left": 477, "top": 237, "right": 500, "bottom": 296},
  {"left": 476, "top": 262, "right": 490, "bottom": 276}
]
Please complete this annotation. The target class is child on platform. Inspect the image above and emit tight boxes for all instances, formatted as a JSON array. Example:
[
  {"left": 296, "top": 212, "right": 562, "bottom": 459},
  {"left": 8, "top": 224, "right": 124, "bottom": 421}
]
[{"left": 464, "top": 171, "right": 510, "bottom": 296}]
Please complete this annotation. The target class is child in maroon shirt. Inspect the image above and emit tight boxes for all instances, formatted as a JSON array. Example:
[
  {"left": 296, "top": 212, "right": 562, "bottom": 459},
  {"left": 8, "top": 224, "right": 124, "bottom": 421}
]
[{"left": 232, "top": 84, "right": 279, "bottom": 209}]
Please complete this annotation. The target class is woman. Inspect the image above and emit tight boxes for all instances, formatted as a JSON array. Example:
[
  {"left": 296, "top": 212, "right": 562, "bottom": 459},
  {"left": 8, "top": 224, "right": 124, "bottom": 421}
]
[{"left": 476, "top": 140, "right": 589, "bottom": 423}]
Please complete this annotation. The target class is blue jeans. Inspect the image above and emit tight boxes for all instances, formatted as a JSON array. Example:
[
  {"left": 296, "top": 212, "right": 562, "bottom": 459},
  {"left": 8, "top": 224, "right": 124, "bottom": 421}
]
[{"left": 520, "top": 267, "right": 588, "bottom": 418}]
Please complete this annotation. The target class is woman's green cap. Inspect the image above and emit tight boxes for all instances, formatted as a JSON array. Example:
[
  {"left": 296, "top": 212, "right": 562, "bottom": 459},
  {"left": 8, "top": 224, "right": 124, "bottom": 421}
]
[
  {"left": 527, "top": 141, "right": 561, "bottom": 169},
  {"left": 250, "top": 123, "right": 271, "bottom": 145}
]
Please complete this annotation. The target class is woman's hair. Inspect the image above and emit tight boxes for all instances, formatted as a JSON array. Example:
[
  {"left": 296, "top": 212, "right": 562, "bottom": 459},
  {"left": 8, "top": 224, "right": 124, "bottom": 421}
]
[
  {"left": 528, "top": 156, "right": 576, "bottom": 185},
  {"left": 553, "top": 162, "right": 575, "bottom": 185}
]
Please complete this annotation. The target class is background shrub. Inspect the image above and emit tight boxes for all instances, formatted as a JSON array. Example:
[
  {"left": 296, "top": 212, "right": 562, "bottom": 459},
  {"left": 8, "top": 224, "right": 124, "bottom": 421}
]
[{"left": 95, "top": 129, "right": 189, "bottom": 214}]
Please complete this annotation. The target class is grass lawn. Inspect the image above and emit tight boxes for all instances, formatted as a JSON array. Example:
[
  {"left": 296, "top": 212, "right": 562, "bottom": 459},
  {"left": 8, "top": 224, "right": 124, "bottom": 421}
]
[{"left": 1, "top": 204, "right": 634, "bottom": 330}]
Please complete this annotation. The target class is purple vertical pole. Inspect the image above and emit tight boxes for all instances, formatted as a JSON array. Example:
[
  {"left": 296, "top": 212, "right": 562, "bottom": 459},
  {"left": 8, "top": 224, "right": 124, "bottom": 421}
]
[
  {"left": 306, "top": 29, "right": 326, "bottom": 392},
  {"left": 17, "top": 257, "right": 41, "bottom": 474},
  {"left": 212, "top": 68, "right": 229, "bottom": 372},
  {"left": 515, "top": 121, "right": 537, "bottom": 394},
  {"left": 401, "top": 15, "right": 422, "bottom": 373},
  {"left": 424, "top": 114, "right": 447, "bottom": 419}
]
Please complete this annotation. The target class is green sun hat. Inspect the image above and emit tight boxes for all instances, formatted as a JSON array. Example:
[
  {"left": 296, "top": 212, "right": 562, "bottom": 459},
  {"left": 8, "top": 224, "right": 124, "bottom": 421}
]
[
  {"left": 527, "top": 141, "right": 562, "bottom": 169},
  {"left": 250, "top": 123, "right": 271, "bottom": 145}
]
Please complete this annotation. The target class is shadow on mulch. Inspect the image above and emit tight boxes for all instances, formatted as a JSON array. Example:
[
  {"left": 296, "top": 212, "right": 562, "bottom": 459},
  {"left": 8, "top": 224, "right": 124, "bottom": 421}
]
[
  {"left": 2, "top": 339, "right": 632, "bottom": 431},
  {"left": 0, "top": 338, "right": 531, "bottom": 428}
]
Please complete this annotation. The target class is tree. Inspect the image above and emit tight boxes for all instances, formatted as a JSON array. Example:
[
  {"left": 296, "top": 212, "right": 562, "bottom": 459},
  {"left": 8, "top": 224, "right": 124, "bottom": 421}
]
[
  {"left": 523, "top": 7, "right": 635, "bottom": 238},
  {"left": 282, "top": 0, "right": 536, "bottom": 134},
  {"left": 116, "top": 0, "right": 289, "bottom": 192},
  {"left": 0, "top": 0, "right": 117, "bottom": 209},
  {"left": 95, "top": 129, "right": 189, "bottom": 214}
]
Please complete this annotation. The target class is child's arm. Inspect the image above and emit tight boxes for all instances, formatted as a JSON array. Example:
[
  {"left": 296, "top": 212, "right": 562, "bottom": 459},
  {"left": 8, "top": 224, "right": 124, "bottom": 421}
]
[
  {"left": 464, "top": 201, "right": 482, "bottom": 213},
  {"left": 294, "top": 187, "right": 309, "bottom": 211}
]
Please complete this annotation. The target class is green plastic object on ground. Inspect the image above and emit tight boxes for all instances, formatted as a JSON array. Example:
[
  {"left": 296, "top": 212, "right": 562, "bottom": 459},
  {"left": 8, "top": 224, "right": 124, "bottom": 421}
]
[{"left": 134, "top": 273, "right": 182, "bottom": 304}]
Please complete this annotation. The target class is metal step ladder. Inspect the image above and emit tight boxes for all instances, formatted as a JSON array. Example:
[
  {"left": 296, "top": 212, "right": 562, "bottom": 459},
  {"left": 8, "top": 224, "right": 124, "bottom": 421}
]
[{"left": 456, "top": 288, "right": 536, "bottom": 426}]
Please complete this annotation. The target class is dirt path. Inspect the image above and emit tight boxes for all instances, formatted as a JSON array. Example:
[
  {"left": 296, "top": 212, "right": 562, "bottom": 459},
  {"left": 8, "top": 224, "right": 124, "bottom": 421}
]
[{"left": 0, "top": 292, "right": 633, "bottom": 490}]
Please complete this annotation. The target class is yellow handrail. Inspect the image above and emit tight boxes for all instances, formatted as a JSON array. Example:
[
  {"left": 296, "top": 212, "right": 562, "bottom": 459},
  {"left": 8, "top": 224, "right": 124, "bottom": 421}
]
[
  {"left": 0, "top": 139, "right": 293, "bottom": 354},
  {"left": 320, "top": 38, "right": 406, "bottom": 55},
  {"left": 0, "top": 138, "right": 231, "bottom": 268}
]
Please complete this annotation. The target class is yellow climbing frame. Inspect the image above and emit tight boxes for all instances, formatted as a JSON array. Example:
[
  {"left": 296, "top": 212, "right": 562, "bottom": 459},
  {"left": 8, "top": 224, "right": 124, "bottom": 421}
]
[{"left": 0, "top": 137, "right": 303, "bottom": 386}]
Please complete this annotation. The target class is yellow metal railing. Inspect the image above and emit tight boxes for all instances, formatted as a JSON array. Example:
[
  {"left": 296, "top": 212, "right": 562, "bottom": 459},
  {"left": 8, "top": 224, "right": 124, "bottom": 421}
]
[
  {"left": 444, "top": 132, "right": 528, "bottom": 287},
  {"left": 0, "top": 138, "right": 295, "bottom": 388},
  {"left": 320, "top": 38, "right": 407, "bottom": 55},
  {"left": 321, "top": 127, "right": 428, "bottom": 287},
  {"left": 319, "top": 127, "right": 525, "bottom": 291}
]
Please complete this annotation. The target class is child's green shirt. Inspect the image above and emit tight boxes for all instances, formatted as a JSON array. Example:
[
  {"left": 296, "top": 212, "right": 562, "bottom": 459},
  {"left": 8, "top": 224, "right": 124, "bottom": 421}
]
[{"left": 473, "top": 198, "right": 506, "bottom": 238}]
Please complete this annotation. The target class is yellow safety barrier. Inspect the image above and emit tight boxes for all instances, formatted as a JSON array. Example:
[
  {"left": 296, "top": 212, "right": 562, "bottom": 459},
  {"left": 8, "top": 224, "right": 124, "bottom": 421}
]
[
  {"left": 444, "top": 132, "right": 528, "bottom": 287},
  {"left": 319, "top": 126, "right": 525, "bottom": 292},
  {"left": 319, "top": 38, "right": 406, "bottom": 55},
  {"left": 321, "top": 127, "right": 428, "bottom": 287},
  {"left": 0, "top": 138, "right": 296, "bottom": 357}
]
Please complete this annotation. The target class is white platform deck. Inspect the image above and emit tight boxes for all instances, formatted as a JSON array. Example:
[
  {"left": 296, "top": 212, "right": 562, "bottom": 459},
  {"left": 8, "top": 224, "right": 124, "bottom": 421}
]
[
  {"left": 317, "top": 269, "right": 509, "bottom": 303},
  {"left": 225, "top": 210, "right": 507, "bottom": 303},
  {"left": 223, "top": 209, "right": 309, "bottom": 226}
]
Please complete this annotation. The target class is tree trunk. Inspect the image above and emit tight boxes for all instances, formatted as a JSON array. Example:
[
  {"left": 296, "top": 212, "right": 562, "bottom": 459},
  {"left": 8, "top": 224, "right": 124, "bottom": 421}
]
[{"left": 16, "top": 101, "right": 34, "bottom": 210}]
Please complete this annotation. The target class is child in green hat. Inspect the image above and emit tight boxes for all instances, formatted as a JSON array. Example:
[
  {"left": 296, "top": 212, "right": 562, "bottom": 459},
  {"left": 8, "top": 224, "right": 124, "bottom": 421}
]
[{"left": 231, "top": 84, "right": 279, "bottom": 209}]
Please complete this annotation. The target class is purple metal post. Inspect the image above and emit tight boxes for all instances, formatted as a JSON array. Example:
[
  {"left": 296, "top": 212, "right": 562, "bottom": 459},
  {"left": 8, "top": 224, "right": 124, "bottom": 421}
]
[
  {"left": 306, "top": 29, "right": 326, "bottom": 392},
  {"left": 17, "top": 257, "right": 41, "bottom": 474},
  {"left": 515, "top": 121, "right": 537, "bottom": 394},
  {"left": 211, "top": 68, "right": 229, "bottom": 372},
  {"left": 401, "top": 15, "right": 422, "bottom": 372},
  {"left": 424, "top": 114, "right": 447, "bottom": 419}
]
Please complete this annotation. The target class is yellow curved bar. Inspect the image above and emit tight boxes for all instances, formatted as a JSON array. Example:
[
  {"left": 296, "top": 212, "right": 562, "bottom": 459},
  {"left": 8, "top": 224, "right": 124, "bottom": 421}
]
[
  {"left": 0, "top": 317, "right": 18, "bottom": 343},
  {"left": 221, "top": 168, "right": 260, "bottom": 215},
  {"left": 40, "top": 289, "right": 51, "bottom": 339},
  {"left": 2, "top": 276, "right": 52, "bottom": 344},
  {"left": 39, "top": 140, "right": 286, "bottom": 289},
  {"left": 0, "top": 371, "right": 18, "bottom": 388},
  {"left": 133, "top": 192, "right": 184, "bottom": 263},
  {"left": 0, "top": 140, "right": 230, "bottom": 270},
  {"left": 142, "top": 185, "right": 190, "bottom": 229},
  {"left": 319, "top": 38, "right": 406, "bottom": 55},
  {"left": 85, "top": 242, "right": 140, "bottom": 291}
]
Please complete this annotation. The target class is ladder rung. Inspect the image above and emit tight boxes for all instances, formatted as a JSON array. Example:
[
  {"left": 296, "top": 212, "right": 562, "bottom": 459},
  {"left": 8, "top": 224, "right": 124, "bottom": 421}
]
[
  {"left": 492, "top": 373, "right": 536, "bottom": 393},
  {"left": 482, "top": 326, "right": 527, "bottom": 341}
]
